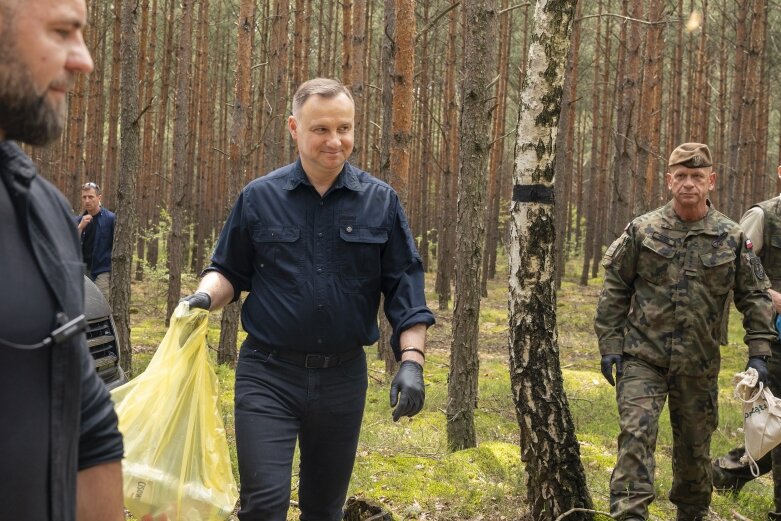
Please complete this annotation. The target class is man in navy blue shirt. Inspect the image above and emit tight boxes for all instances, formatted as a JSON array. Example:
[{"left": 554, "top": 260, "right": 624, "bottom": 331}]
[
  {"left": 76, "top": 181, "right": 115, "bottom": 301},
  {"left": 183, "top": 78, "right": 435, "bottom": 521}
]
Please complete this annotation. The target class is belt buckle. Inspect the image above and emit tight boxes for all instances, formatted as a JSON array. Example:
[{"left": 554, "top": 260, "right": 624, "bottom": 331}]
[{"left": 305, "top": 354, "right": 327, "bottom": 368}]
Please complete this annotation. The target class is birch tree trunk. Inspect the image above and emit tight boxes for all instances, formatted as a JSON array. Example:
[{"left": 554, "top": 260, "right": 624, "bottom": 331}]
[
  {"left": 508, "top": 1, "right": 593, "bottom": 519},
  {"left": 113, "top": 0, "right": 140, "bottom": 375},
  {"left": 446, "top": 0, "right": 497, "bottom": 452}
]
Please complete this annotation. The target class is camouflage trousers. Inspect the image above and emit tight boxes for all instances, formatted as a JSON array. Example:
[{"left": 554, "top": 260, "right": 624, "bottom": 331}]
[{"left": 611, "top": 356, "right": 718, "bottom": 521}]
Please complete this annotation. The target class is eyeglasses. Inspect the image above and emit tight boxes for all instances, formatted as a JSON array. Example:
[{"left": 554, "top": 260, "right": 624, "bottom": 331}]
[{"left": 81, "top": 182, "right": 100, "bottom": 191}]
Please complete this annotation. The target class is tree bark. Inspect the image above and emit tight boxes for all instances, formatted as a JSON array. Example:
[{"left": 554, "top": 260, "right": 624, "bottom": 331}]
[
  {"left": 434, "top": 1, "right": 459, "bottom": 311},
  {"left": 508, "top": 1, "right": 593, "bottom": 519},
  {"left": 446, "top": 0, "right": 497, "bottom": 452},
  {"left": 553, "top": 1, "right": 581, "bottom": 287},
  {"left": 377, "top": 0, "right": 397, "bottom": 372},
  {"left": 219, "top": 0, "right": 256, "bottom": 368},
  {"left": 113, "top": 0, "right": 140, "bottom": 375},
  {"left": 611, "top": 0, "right": 641, "bottom": 234},
  {"left": 166, "top": 0, "right": 195, "bottom": 324}
]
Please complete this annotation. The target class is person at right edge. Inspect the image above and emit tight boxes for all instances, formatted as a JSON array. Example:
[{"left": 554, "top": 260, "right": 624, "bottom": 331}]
[
  {"left": 594, "top": 142, "right": 777, "bottom": 521},
  {"left": 711, "top": 164, "right": 781, "bottom": 518},
  {"left": 182, "top": 78, "right": 435, "bottom": 521}
]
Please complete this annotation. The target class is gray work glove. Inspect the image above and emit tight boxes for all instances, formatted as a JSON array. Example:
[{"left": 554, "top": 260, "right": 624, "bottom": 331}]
[
  {"left": 390, "top": 360, "right": 425, "bottom": 422},
  {"left": 600, "top": 354, "right": 623, "bottom": 387},
  {"left": 747, "top": 356, "right": 769, "bottom": 386},
  {"left": 181, "top": 292, "right": 211, "bottom": 311}
]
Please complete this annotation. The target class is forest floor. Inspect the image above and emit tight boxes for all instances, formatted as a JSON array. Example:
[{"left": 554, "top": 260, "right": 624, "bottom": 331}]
[{"left": 126, "top": 255, "right": 775, "bottom": 520}]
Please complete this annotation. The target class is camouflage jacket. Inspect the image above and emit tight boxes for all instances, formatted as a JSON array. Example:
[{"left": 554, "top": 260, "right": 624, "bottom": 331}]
[
  {"left": 594, "top": 201, "right": 775, "bottom": 376},
  {"left": 753, "top": 198, "right": 781, "bottom": 289}
]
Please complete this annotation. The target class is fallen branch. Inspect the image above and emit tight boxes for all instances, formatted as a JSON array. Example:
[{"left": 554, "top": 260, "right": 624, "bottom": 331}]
[{"left": 554, "top": 507, "right": 615, "bottom": 521}]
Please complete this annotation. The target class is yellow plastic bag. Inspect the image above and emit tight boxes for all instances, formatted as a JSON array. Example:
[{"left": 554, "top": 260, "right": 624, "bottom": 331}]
[{"left": 111, "top": 302, "right": 238, "bottom": 521}]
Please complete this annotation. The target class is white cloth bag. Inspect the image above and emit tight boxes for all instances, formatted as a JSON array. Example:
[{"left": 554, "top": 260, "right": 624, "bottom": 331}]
[{"left": 734, "top": 368, "right": 781, "bottom": 476}]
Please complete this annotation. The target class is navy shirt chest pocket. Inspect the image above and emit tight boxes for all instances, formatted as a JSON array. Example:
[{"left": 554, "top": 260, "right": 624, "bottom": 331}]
[
  {"left": 251, "top": 225, "right": 302, "bottom": 286},
  {"left": 336, "top": 225, "right": 388, "bottom": 283}
]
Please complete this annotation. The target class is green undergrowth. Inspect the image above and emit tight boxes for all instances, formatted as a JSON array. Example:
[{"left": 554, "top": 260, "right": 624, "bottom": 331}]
[{"left": 124, "top": 255, "right": 776, "bottom": 520}]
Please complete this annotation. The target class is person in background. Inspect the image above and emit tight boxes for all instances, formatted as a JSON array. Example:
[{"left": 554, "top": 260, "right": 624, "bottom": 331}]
[
  {"left": 0, "top": 0, "right": 124, "bottom": 520},
  {"left": 711, "top": 164, "right": 781, "bottom": 521},
  {"left": 183, "top": 77, "right": 435, "bottom": 521},
  {"left": 594, "top": 143, "right": 777, "bottom": 521},
  {"left": 76, "top": 181, "right": 115, "bottom": 302}
]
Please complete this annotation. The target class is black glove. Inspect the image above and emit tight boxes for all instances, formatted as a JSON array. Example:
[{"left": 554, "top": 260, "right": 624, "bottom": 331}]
[
  {"left": 747, "top": 356, "right": 769, "bottom": 386},
  {"left": 600, "top": 354, "right": 623, "bottom": 387},
  {"left": 389, "top": 360, "right": 425, "bottom": 422},
  {"left": 181, "top": 291, "right": 211, "bottom": 311}
]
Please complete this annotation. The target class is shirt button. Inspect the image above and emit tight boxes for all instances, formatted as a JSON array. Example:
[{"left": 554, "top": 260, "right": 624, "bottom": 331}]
[
  {"left": 317, "top": 338, "right": 323, "bottom": 344},
  {"left": 319, "top": 201, "right": 324, "bottom": 206},
  {"left": 316, "top": 304, "right": 324, "bottom": 310},
  {"left": 346, "top": 226, "right": 353, "bottom": 233},
  {"left": 317, "top": 267, "right": 323, "bottom": 274},
  {"left": 317, "top": 232, "right": 323, "bottom": 238}
]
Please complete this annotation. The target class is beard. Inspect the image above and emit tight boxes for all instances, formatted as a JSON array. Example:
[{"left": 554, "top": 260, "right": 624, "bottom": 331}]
[{"left": 0, "top": 31, "right": 66, "bottom": 146}]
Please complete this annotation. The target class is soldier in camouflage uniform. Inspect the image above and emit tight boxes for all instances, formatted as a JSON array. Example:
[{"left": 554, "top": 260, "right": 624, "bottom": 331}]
[
  {"left": 594, "top": 143, "right": 777, "bottom": 521},
  {"left": 711, "top": 164, "right": 781, "bottom": 521}
]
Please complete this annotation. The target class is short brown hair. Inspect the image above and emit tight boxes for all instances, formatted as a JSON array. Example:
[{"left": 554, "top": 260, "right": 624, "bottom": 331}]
[{"left": 292, "top": 78, "right": 353, "bottom": 116}]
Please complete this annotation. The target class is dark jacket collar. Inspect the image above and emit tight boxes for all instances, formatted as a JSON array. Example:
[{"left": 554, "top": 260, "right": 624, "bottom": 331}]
[{"left": 0, "top": 140, "right": 37, "bottom": 196}]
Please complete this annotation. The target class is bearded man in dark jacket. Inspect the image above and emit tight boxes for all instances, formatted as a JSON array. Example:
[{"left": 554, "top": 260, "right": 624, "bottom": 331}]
[{"left": 0, "top": 0, "right": 124, "bottom": 519}]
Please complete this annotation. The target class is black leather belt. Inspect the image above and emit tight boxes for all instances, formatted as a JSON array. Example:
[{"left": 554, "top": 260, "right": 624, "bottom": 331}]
[{"left": 245, "top": 336, "right": 363, "bottom": 369}]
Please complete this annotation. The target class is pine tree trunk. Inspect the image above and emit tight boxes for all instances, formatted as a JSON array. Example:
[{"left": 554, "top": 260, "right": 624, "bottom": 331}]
[
  {"left": 727, "top": 1, "right": 749, "bottom": 218},
  {"left": 104, "top": 0, "right": 123, "bottom": 201},
  {"left": 375, "top": 0, "right": 395, "bottom": 370},
  {"left": 611, "top": 0, "right": 640, "bottom": 235},
  {"left": 481, "top": 0, "right": 512, "bottom": 295},
  {"left": 580, "top": 0, "right": 603, "bottom": 287},
  {"left": 446, "top": 0, "right": 497, "bottom": 452},
  {"left": 218, "top": 0, "right": 256, "bottom": 367},
  {"left": 553, "top": 3, "right": 581, "bottom": 287},
  {"left": 166, "top": 0, "right": 195, "bottom": 324},
  {"left": 635, "top": 0, "right": 665, "bottom": 212},
  {"left": 435, "top": 1, "right": 459, "bottom": 311},
  {"left": 342, "top": 0, "right": 352, "bottom": 86},
  {"left": 113, "top": 0, "right": 140, "bottom": 376},
  {"left": 508, "top": 1, "right": 593, "bottom": 519},
  {"left": 351, "top": 0, "right": 367, "bottom": 166}
]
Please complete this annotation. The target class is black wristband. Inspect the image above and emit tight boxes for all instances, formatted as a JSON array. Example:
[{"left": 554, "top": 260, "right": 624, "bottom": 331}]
[{"left": 401, "top": 347, "right": 425, "bottom": 359}]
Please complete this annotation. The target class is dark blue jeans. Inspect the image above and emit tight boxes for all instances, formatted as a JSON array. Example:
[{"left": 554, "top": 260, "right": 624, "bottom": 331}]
[{"left": 234, "top": 341, "right": 368, "bottom": 521}]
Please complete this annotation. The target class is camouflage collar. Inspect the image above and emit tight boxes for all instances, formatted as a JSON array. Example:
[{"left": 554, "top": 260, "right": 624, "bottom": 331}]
[{"left": 660, "top": 200, "right": 721, "bottom": 234}]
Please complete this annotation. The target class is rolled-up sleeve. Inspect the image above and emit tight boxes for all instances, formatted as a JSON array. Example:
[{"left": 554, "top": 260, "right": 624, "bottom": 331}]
[
  {"left": 381, "top": 198, "right": 435, "bottom": 359},
  {"left": 203, "top": 190, "right": 255, "bottom": 301},
  {"left": 77, "top": 342, "right": 123, "bottom": 470}
]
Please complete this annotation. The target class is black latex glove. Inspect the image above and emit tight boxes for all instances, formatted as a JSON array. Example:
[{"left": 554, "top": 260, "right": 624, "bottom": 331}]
[
  {"left": 181, "top": 291, "right": 211, "bottom": 311},
  {"left": 389, "top": 360, "right": 425, "bottom": 422},
  {"left": 600, "top": 354, "right": 623, "bottom": 387},
  {"left": 747, "top": 356, "right": 770, "bottom": 386}
]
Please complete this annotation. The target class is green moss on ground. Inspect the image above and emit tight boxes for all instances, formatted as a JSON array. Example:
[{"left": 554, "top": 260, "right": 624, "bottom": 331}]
[{"left": 123, "top": 253, "right": 774, "bottom": 520}]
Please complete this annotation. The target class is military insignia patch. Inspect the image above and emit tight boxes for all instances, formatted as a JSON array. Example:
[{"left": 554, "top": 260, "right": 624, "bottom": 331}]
[
  {"left": 751, "top": 256, "right": 766, "bottom": 279},
  {"left": 746, "top": 239, "right": 754, "bottom": 250}
]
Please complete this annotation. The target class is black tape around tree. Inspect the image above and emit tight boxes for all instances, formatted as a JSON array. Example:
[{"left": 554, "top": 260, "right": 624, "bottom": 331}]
[{"left": 512, "top": 184, "right": 554, "bottom": 204}]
